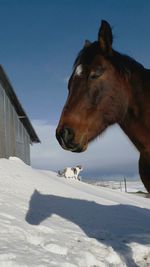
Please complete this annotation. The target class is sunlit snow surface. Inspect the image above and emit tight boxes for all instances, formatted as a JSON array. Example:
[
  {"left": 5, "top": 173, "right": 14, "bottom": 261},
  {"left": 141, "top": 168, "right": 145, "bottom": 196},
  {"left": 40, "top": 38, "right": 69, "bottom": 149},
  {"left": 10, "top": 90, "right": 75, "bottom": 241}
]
[{"left": 0, "top": 157, "right": 150, "bottom": 267}]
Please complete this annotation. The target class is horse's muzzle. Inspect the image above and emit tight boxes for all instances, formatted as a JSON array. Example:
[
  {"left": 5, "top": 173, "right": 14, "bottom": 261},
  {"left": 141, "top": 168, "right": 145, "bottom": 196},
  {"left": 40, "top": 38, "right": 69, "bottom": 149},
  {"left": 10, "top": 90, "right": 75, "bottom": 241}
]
[{"left": 56, "top": 127, "right": 86, "bottom": 153}]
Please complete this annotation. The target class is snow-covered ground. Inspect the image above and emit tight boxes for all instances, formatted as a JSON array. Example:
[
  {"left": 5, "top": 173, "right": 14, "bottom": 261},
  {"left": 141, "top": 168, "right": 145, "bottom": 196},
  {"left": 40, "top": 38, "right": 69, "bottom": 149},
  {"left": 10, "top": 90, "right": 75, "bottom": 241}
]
[{"left": 0, "top": 158, "right": 150, "bottom": 267}]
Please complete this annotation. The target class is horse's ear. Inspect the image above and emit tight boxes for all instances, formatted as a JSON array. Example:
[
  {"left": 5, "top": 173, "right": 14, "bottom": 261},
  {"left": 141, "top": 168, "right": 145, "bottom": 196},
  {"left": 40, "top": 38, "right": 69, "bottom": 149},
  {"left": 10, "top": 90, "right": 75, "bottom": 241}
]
[
  {"left": 84, "top": 40, "right": 91, "bottom": 48},
  {"left": 98, "top": 20, "right": 113, "bottom": 54}
]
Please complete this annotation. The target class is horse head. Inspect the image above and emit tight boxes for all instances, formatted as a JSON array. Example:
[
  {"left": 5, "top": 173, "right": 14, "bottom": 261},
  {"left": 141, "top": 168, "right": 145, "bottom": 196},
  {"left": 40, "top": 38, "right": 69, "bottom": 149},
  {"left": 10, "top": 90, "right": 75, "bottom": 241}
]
[{"left": 56, "top": 20, "right": 131, "bottom": 152}]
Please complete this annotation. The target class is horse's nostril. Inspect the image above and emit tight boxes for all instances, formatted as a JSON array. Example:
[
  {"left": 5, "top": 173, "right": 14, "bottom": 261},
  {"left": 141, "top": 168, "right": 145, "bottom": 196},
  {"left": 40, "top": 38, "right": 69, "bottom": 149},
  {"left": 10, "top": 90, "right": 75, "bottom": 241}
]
[
  {"left": 62, "top": 127, "right": 75, "bottom": 143},
  {"left": 56, "top": 127, "right": 86, "bottom": 152},
  {"left": 56, "top": 127, "right": 75, "bottom": 147}
]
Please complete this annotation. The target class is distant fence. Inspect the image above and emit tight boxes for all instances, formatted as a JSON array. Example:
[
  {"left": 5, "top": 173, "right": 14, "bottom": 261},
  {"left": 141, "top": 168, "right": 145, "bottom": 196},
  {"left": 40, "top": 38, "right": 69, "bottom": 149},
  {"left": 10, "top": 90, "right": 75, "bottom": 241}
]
[
  {"left": 91, "top": 178, "right": 128, "bottom": 192},
  {"left": 85, "top": 177, "right": 145, "bottom": 194}
]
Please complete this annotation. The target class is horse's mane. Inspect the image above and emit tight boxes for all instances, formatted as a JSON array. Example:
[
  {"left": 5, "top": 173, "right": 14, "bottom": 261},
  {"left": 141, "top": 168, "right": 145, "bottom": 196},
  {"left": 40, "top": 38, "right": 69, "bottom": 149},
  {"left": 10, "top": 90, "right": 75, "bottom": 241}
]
[
  {"left": 111, "top": 51, "right": 144, "bottom": 77},
  {"left": 73, "top": 41, "right": 144, "bottom": 78},
  {"left": 73, "top": 42, "right": 100, "bottom": 68}
]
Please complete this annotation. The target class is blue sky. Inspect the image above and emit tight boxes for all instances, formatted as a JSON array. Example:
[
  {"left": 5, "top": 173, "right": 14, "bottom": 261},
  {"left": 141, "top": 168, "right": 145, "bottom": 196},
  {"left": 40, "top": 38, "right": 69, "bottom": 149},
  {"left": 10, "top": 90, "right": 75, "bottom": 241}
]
[{"left": 0, "top": 0, "right": 149, "bottom": 179}]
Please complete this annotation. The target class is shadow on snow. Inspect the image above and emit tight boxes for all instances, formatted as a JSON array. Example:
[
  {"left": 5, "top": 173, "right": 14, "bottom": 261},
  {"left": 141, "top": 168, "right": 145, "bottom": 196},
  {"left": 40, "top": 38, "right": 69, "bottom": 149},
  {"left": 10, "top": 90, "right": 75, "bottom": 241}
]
[{"left": 26, "top": 189, "right": 150, "bottom": 267}]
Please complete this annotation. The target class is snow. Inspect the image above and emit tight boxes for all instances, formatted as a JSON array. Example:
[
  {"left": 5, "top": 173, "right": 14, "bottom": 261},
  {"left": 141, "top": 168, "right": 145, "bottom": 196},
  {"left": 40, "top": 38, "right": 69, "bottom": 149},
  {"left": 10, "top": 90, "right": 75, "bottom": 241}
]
[
  {"left": 90, "top": 180, "right": 147, "bottom": 193},
  {"left": 123, "top": 181, "right": 147, "bottom": 193},
  {"left": 0, "top": 158, "right": 150, "bottom": 267}
]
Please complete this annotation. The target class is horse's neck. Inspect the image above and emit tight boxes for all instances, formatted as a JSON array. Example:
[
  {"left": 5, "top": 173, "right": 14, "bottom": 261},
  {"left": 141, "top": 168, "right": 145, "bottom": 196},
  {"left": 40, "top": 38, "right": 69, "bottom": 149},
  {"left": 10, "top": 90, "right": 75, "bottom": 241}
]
[
  {"left": 120, "top": 118, "right": 150, "bottom": 157},
  {"left": 120, "top": 69, "right": 150, "bottom": 156}
]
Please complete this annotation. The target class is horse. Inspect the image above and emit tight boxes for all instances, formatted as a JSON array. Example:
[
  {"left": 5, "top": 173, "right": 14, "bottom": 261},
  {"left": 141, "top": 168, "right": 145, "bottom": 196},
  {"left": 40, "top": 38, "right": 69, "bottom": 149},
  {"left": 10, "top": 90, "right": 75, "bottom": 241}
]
[{"left": 56, "top": 20, "right": 150, "bottom": 192}]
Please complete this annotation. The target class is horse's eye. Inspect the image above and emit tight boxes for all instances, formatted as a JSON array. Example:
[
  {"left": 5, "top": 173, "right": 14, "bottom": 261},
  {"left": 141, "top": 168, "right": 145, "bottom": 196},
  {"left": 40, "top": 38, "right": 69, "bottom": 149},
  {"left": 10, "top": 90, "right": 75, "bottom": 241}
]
[
  {"left": 89, "top": 67, "right": 104, "bottom": 80},
  {"left": 89, "top": 73, "right": 99, "bottom": 80}
]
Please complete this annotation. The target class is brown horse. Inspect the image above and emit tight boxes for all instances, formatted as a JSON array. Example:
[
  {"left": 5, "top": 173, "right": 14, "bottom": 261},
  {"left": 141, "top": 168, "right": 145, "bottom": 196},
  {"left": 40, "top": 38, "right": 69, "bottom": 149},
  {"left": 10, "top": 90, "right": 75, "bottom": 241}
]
[{"left": 56, "top": 20, "right": 150, "bottom": 192}]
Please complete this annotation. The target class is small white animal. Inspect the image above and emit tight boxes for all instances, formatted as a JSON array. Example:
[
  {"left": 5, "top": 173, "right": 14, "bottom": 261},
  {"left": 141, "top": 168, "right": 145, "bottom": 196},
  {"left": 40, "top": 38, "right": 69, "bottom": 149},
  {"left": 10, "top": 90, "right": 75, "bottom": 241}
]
[{"left": 58, "top": 165, "right": 83, "bottom": 180}]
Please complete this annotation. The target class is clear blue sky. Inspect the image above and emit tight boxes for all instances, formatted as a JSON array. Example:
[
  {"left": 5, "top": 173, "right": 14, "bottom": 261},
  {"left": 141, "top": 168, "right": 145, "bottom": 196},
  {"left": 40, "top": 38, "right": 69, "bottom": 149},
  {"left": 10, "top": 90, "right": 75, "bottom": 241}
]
[
  {"left": 0, "top": 0, "right": 150, "bottom": 124},
  {"left": 0, "top": 0, "right": 149, "bottom": 178}
]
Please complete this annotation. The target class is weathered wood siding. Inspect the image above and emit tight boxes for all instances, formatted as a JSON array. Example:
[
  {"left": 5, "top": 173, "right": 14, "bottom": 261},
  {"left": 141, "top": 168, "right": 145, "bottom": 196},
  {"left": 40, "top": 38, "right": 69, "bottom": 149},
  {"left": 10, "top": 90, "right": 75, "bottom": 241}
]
[{"left": 0, "top": 83, "right": 30, "bottom": 164}]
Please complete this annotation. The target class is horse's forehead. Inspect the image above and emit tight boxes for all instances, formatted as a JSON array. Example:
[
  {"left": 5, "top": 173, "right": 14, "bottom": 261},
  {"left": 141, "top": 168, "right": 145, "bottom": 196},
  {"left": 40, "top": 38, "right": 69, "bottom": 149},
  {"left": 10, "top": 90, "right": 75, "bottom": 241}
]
[
  {"left": 74, "top": 55, "right": 106, "bottom": 77},
  {"left": 74, "top": 64, "right": 83, "bottom": 76}
]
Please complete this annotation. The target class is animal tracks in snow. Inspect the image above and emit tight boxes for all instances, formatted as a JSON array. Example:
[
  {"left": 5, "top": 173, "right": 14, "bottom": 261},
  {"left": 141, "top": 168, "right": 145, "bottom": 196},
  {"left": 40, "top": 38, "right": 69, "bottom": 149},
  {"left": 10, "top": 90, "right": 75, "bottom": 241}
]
[
  {"left": 44, "top": 243, "right": 68, "bottom": 255},
  {"left": 0, "top": 213, "right": 16, "bottom": 220}
]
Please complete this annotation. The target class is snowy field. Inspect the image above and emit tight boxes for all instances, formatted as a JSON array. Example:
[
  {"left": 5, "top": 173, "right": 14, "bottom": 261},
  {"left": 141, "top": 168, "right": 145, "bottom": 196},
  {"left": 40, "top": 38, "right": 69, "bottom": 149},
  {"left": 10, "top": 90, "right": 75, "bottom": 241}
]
[
  {"left": 0, "top": 158, "right": 150, "bottom": 267},
  {"left": 89, "top": 180, "right": 147, "bottom": 194}
]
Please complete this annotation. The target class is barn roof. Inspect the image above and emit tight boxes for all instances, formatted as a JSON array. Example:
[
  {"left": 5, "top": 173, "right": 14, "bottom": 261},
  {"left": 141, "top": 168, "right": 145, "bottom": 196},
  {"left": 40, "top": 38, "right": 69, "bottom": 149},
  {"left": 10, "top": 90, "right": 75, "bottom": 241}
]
[{"left": 0, "top": 65, "right": 40, "bottom": 143}]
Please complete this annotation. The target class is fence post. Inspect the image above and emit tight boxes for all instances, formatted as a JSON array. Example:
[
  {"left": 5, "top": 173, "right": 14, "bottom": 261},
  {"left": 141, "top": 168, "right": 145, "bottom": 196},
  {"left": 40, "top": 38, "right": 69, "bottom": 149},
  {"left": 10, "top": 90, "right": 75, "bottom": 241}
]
[
  {"left": 124, "top": 178, "right": 127, "bottom": 192},
  {"left": 120, "top": 181, "right": 122, "bottom": 192}
]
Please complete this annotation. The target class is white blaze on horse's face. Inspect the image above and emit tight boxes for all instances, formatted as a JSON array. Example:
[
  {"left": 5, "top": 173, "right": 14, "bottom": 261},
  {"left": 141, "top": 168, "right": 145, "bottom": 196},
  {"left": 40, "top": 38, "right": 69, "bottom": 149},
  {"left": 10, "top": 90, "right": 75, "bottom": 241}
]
[{"left": 75, "top": 64, "right": 83, "bottom": 76}]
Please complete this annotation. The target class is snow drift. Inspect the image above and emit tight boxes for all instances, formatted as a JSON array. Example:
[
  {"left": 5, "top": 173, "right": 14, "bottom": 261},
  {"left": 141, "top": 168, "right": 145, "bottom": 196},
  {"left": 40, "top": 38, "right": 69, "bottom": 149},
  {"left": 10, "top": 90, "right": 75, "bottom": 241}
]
[{"left": 0, "top": 157, "right": 150, "bottom": 267}]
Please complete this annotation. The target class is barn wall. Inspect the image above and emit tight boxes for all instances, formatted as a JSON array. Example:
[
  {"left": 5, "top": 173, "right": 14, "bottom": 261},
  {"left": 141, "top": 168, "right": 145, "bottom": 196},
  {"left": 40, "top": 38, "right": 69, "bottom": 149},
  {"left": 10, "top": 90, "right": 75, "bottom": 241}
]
[
  {"left": 0, "top": 84, "right": 31, "bottom": 164},
  {"left": 0, "top": 84, "right": 6, "bottom": 157}
]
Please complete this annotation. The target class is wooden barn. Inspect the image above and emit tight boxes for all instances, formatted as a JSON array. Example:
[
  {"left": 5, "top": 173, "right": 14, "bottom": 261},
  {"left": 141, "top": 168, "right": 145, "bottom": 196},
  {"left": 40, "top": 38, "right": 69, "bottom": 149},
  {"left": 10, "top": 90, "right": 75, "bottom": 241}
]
[{"left": 0, "top": 65, "right": 40, "bottom": 165}]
